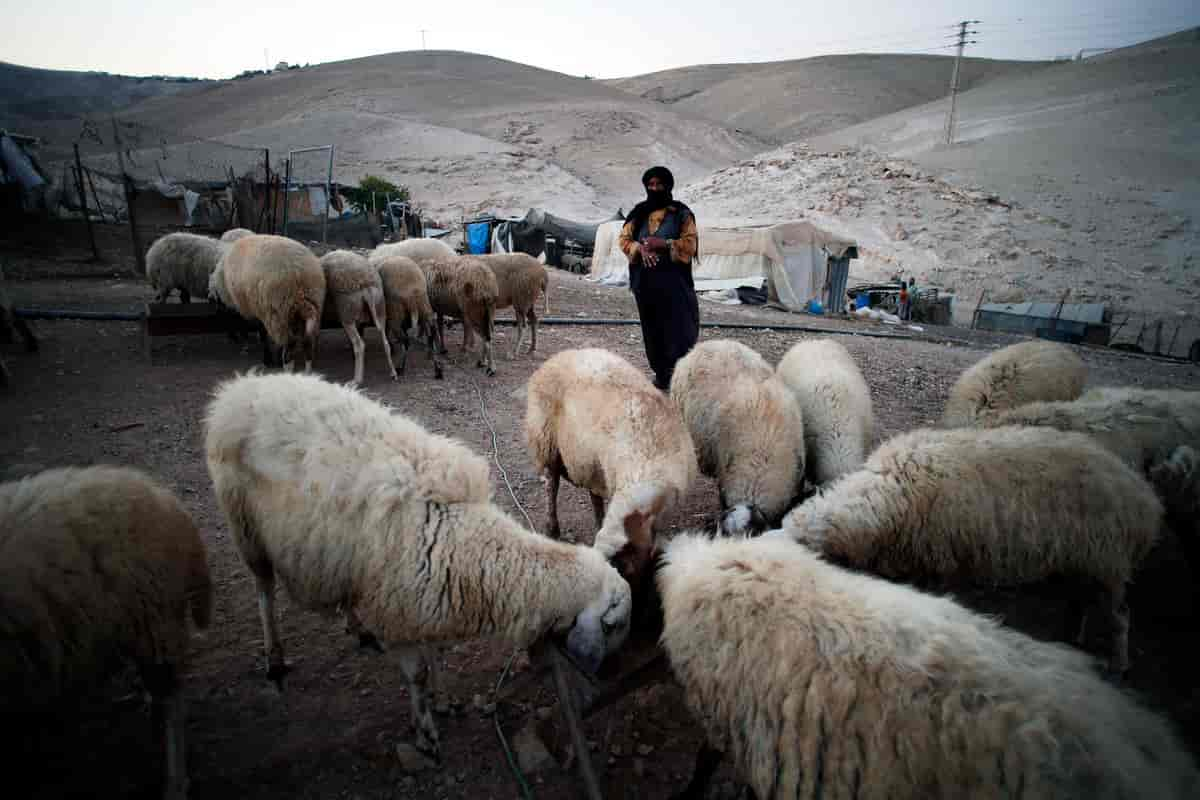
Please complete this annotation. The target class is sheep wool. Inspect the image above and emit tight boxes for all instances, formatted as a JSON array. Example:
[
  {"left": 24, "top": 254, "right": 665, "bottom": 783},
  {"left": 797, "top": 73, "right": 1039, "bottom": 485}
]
[
  {"left": 423, "top": 255, "right": 498, "bottom": 376},
  {"left": 477, "top": 253, "right": 550, "bottom": 358},
  {"left": 145, "top": 231, "right": 226, "bottom": 304},
  {"left": 780, "top": 424, "right": 1163, "bottom": 674},
  {"left": 374, "top": 255, "right": 442, "bottom": 378},
  {"left": 670, "top": 339, "right": 805, "bottom": 534},
  {"left": 941, "top": 339, "right": 1086, "bottom": 428},
  {"left": 220, "top": 227, "right": 254, "bottom": 243},
  {"left": 370, "top": 237, "right": 456, "bottom": 265},
  {"left": 657, "top": 532, "right": 1200, "bottom": 800},
  {"left": 776, "top": 338, "right": 874, "bottom": 485},
  {"left": 319, "top": 250, "right": 397, "bottom": 385}
]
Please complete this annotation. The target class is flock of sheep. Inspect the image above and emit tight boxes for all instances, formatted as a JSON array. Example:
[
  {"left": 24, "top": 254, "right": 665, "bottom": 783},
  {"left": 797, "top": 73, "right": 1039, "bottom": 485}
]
[
  {"left": 146, "top": 228, "right": 550, "bottom": 383},
  {"left": 3, "top": 232, "right": 1200, "bottom": 799}
]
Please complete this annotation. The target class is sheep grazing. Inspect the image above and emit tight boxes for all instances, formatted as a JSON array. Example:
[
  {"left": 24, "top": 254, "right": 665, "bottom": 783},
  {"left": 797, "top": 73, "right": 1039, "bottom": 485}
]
[
  {"left": 941, "top": 338, "right": 1087, "bottom": 428},
  {"left": 204, "top": 371, "right": 632, "bottom": 759},
  {"left": 477, "top": 253, "right": 549, "bottom": 359},
  {"left": 220, "top": 227, "right": 254, "bottom": 242},
  {"left": 657, "top": 532, "right": 1200, "bottom": 800},
  {"left": 319, "top": 250, "right": 398, "bottom": 385},
  {"left": 370, "top": 237, "right": 456, "bottom": 265},
  {"left": 776, "top": 425, "right": 1164, "bottom": 675},
  {"left": 0, "top": 264, "right": 37, "bottom": 389},
  {"left": 0, "top": 465, "right": 212, "bottom": 800},
  {"left": 525, "top": 347, "right": 698, "bottom": 585},
  {"left": 776, "top": 338, "right": 873, "bottom": 486},
  {"left": 374, "top": 255, "right": 443, "bottom": 379},
  {"left": 145, "top": 231, "right": 226, "bottom": 304},
  {"left": 218, "top": 234, "right": 325, "bottom": 371},
  {"left": 669, "top": 339, "right": 805, "bottom": 535},
  {"left": 423, "top": 255, "right": 498, "bottom": 376}
]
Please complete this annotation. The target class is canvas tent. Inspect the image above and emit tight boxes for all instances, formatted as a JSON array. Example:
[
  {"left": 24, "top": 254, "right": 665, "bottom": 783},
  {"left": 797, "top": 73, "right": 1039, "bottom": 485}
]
[
  {"left": 588, "top": 220, "right": 858, "bottom": 314},
  {"left": 492, "top": 207, "right": 624, "bottom": 257}
]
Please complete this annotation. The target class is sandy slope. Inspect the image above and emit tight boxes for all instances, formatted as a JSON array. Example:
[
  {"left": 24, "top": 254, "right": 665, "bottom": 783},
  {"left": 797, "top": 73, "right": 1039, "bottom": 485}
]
[{"left": 606, "top": 54, "right": 1050, "bottom": 143}]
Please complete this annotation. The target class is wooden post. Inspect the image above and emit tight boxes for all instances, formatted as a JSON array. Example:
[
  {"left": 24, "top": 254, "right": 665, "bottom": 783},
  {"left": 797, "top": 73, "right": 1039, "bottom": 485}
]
[
  {"left": 112, "top": 117, "right": 145, "bottom": 275},
  {"left": 84, "top": 165, "right": 107, "bottom": 223},
  {"left": 73, "top": 145, "right": 100, "bottom": 261},
  {"left": 262, "top": 148, "right": 271, "bottom": 233},
  {"left": 970, "top": 290, "right": 988, "bottom": 330}
]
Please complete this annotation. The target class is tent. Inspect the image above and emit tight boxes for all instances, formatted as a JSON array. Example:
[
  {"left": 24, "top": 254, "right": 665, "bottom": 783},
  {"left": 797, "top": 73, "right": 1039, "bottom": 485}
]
[
  {"left": 492, "top": 207, "right": 624, "bottom": 258},
  {"left": 587, "top": 220, "right": 858, "bottom": 314}
]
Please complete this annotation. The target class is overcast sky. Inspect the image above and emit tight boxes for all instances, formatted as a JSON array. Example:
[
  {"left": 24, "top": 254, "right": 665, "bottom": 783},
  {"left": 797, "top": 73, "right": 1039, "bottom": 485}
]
[{"left": 3, "top": 0, "right": 1198, "bottom": 80}]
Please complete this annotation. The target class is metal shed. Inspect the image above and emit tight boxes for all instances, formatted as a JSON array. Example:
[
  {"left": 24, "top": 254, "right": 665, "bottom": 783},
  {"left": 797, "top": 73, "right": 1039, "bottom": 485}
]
[{"left": 974, "top": 301, "right": 1110, "bottom": 345}]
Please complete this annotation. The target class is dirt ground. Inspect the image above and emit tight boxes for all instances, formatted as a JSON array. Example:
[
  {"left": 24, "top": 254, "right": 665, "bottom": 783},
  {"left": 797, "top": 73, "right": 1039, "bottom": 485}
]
[{"left": 4, "top": 229, "right": 1200, "bottom": 800}]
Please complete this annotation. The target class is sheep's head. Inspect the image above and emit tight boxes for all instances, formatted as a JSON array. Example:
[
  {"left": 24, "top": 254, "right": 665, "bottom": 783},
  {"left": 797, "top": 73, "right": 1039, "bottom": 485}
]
[
  {"left": 563, "top": 557, "right": 633, "bottom": 675},
  {"left": 718, "top": 504, "right": 770, "bottom": 537}
]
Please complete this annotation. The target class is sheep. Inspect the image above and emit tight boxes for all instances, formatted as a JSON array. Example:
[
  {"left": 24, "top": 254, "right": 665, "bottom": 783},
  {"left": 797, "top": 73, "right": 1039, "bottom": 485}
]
[
  {"left": 423, "top": 255, "right": 498, "bottom": 376},
  {"left": 374, "top": 255, "right": 443, "bottom": 379},
  {"left": 475, "top": 253, "right": 550, "bottom": 359},
  {"left": 657, "top": 532, "right": 1200, "bottom": 800},
  {"left": 1149, "top": 445, "right": 1200, "bottom": 558},
  {"left": 0, "top": 264, "right": 37, "bottom": 389},
  {"left": 940, "top": 339, "right": 1087, "bottom": 428},
  {"left": 775, "top": 338, "right": 873, "bottom": 486},
  {"left": 218, "top": 234, "right": 325, "bottom": 371},
  {"left": 319, "top": 250, "right": 398, "bottom": 385},
  {"left": 204, "top": 370, "right": 632, "bottom": 760},
  {"left": 776, "top": 425, "right": 1164, "bottom": 675},
  {"left": 145, "top": 231, "right": 226, "bottom": 304},
  {"left": 669, "top": 339, "right": 805, "bottom": 535},
  {"left": 220, "top": 227, "right": 254, "bottom": 242},
  {"left": 370, "top": 237, "right": 456, "bottom": 265},
  {"left": 525, "top": 347, "right": 698, "bottom": 586},
  {"left": 0, "top": 465, "right": 212, "bottom": 800}
]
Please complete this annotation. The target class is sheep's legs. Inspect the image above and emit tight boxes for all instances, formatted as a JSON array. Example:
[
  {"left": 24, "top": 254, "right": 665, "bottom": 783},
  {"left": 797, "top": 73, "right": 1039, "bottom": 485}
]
[
  {"left": 390, "top": 320, "right": 410, "bottom": 375},
  {"left": 671, "top": 743, "right": 725, "bottom": 800},
  {"left": 1104, "top": 582, "right": 1132, "bottom": 676},
  {"left": 398, "top": 644, "right": 441, "bottom": 762},
  {"left": 255, "top": 573, "right": 288, "bottom": 685},
  {"left": 476, "top": 330, "right": 495, "bottom": 376},
  {"left": 141, "top": 663, "right": 188, "bottom": 800},
  {"left": 342, "top": 321, "right": 367, "bottom": 385},
  {"left": 590, "top": 493, "right": 606, "bottom": 529},
  {"left": 527, "top": 308, "right": 538, "bottom": 353},
  {"left": 510, "top": 313, "right": 525, "bottom": 360},
  {"left": 544, "top": 458, "right": 563, "bottom": 539},
  {"left": 344, "top": 607, "right": 384, "bottom": 653}
]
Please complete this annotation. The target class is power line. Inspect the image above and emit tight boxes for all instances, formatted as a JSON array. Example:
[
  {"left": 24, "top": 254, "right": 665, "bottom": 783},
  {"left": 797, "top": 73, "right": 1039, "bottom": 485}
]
[{"left": 945, "top": 20, "right": 981, "bottom": 146}]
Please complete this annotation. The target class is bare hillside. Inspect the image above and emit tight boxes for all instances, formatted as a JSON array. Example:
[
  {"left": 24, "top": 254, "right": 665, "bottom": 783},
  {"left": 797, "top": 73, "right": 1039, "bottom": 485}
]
[
  {"left": 0, "top": 60, "right": 204, "bottom": 122},
  {"left": 607, "top": 54, "right": 1051, "bottom": 143},
  {"left": 101, "top": 50, "right": 767, "bottom": 221}
]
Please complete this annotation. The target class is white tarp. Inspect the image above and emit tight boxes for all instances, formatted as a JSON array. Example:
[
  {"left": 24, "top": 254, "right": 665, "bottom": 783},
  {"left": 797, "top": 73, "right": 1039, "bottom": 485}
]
[
  {"left": 151, "top": 180, "right": 200, "bottom": 225},
  {"left": 585, "top": 219, "right": 857, "bottom": 312},
  {"left": 0, "top": 135, "right": 45, "bottom": 190}
]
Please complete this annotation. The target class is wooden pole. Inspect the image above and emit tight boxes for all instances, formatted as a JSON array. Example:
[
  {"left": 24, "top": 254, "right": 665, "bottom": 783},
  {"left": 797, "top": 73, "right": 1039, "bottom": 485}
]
[
  {"left": 84, "top": 166, "right": 107, "bottom": 223},
  {"left": 262, "top": 148, "right": 271, "bottom": 233},
  {"left": 112, "top": 117, "right": 145, "bottom": 275},
  {"left": 73, "top": 144, "right": 99, "bottom": 261}
]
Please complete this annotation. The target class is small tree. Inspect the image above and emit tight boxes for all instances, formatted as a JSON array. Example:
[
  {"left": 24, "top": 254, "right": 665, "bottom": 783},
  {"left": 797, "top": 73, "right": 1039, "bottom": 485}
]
[{"left": 343, "top": 174, "right": 410, "bottom": 212}]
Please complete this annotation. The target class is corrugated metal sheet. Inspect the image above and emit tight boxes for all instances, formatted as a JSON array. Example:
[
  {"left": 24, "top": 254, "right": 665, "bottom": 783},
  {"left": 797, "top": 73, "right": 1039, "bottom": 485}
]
[
  {"left": 825, "top": 257, "right": 851, "bottom": 315},
  {"left": 978, "top": 302, "right": 1107, "bottom": 324}
]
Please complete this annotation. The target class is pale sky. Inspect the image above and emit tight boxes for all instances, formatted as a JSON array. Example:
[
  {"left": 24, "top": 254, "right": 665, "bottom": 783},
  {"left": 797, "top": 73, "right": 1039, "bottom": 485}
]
[{"left": 3, "top": 0, "right": 1198, "bottom": 80}]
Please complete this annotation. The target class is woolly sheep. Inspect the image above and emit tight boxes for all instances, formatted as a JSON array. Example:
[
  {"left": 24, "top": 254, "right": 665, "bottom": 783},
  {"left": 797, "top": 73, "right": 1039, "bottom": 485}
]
[
  {"left": 218, "top": 234, "right": 325, "bottom": 371},
  {"left": 145, "top": 231, "right": 226, "bottom": 304},
  {"left": 374, "top": 255, "right": 443, "bottom": 379},
  {"left": 475, "top": 253, "right": 550, "bottom": 359},
  {"left": 0, "top": 465, "right": 212, "bottom": 800},
  {"left": 525, "top": 348, "right": 698, "bottom": 586},
  {"left": 220, "top": 227, "right": 254, "bottom": 242},
  {"left": 776, "top": 425, "right": 1163, "bottom": 674},
  {"left": 669, "top": 339, "right": 805, "bottom": 535},
  {"left": 775, "top": 338, "right": 873, "bottom": 486},
  {"left": 204, "top": 370, "right": 632, "bottom": 760},
  {"left": 319, "top": 250, "right": 398, "bottom": 385},
  {"left": 1150, "top": 445, "right": 1200, "bottom": 553},
  {"left": 940, "top": 339, "right": 1087, "bottom": 428},
  {"left": 657, "top": 532, "right": 1200, "bottom": 800},
  {"left": 0, "top": 264, "right": 37, "bottom": 389},
  {"left": 370, "top": 237, "right": 456, "bottom": 265},
  {"left": 423, "top": 255, "right": 498, "bottom": 376}
]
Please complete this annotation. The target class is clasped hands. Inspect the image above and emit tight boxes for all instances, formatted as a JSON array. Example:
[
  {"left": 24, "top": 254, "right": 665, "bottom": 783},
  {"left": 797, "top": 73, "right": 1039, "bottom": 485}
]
[{"left": 638, "top": 236, "right": 670, "bottom": 268}]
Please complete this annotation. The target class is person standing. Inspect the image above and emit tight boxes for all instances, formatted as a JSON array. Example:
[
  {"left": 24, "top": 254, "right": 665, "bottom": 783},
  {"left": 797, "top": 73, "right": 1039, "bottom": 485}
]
[{"left": 618, "top": 166, "right": 700, "bottom": 391}]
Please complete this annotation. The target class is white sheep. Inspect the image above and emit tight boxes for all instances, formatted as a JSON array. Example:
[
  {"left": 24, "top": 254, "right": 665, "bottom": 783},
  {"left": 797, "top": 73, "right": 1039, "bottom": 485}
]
[
  {"left": 775, "top": 338, "right": 874, "bottom": 486},
  {"left": 669, "top": 339, "right": 805, "bottom": 535},
  {"left": 204, "top": 370, "right": 632, "bottom": 760},
  {"left": 319, "top": 250, "right": 398, "bottom": 385},
  {"left": 220, "top": 227, "right": 254, "bottom": 242},
  {"left": 423, "top": 255, "right": 498, "bottom": 376},
  {"left": 476, "top": 253, "right": 550, "bottom": 359},
  {"left": 145, "top": 231, "right": 226, "bottom": 304},
  {"left": 525, "top": 347, "right": 698, "bottom": 586},
  {"left": 374, "top": 255, "right": 443, "bottom": 379},
  {"left": 0, "top": 465, "right": 212, "bottom": 800},
  {"left": 941, "top": 338, "right": 1087, "bottom": 428},
  {"left": 777, "top": 425, "right": 1163, "bottom": 675},
  {"left": 0, "top": 264, "right": 37, "bottom": 389},
  {"left": 657, "top": 532, "right": 1200, "bottom": 800},
  {"left": 370, "top": 237, "right": 456, "bottom": 265},
  {"left": 218, "top": 234, "right": 325, "bottom": 371}
]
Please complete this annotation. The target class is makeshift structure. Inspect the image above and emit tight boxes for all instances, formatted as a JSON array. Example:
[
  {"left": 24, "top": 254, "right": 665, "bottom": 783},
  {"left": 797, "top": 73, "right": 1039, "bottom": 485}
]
[
  {"left": 974, "top": 301, "right": 1111, "bottom": 344},
  {"left": 588, "top": 220, "right": 859, "bottom": 314},
  {"left": 491, "top": 208, "right": 624, "bottom": 259},
  {"left": 0, "top": 131, "right": 49, "bottom": 213}
]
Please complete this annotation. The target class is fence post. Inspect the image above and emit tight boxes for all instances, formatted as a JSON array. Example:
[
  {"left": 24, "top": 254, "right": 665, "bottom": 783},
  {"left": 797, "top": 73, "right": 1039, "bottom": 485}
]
[
  {"left": 73, "top": 144, "right": 100, "bottom": 261},
  {"left": 323, "top": 145, "right": 334, "bottom": 245},
  {"left": 112, "top": 117, "right": 145, "bottom": 275},
  {"left": 282, "top": 158, "right": 291, "bottom": 236},
  {"left": 261, "top": 147, "right": 271, "bottom": 233}
]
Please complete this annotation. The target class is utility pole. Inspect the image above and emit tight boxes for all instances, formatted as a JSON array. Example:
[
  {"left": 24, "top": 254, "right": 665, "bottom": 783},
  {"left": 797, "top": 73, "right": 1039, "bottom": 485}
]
[
  {"left": 419, "top": 29, "right": 428, "bottom": 50},
  {"left": 944, "top": 20, "right": 980, "bottom": 146}
]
